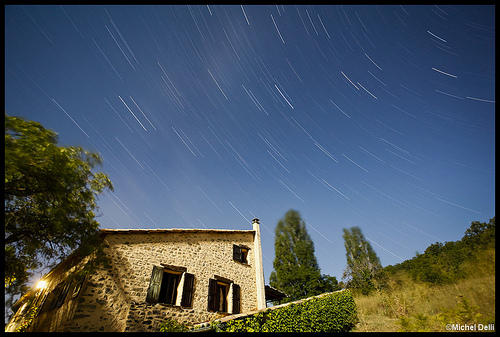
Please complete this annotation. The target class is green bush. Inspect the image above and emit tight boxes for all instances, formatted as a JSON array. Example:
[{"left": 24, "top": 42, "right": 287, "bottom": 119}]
[
  {"left": 15, "top": 303, "right": 40, "bottom": 332},
  {"left": 214, "top": 289, "right": 358, "bottom": 332},
  {"left": 159, "top": 317, "right": 189, "bottom": 332}
]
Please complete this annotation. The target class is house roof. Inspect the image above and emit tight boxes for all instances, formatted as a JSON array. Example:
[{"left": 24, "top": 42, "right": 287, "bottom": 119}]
[
  {"left": 265, "top": 285, "right": 289, "bottom": 301},
  {"left": 100, "top": 228, "right": 255, "bottom": 234}
]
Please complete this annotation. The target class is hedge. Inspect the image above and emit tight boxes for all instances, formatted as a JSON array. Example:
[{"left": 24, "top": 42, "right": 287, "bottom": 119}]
[{"left": 213, "top": 289, "right": 358, "bottom": 332}]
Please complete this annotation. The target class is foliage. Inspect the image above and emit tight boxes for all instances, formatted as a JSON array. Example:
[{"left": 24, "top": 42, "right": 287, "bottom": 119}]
[
  {"left": 463, "top": 217, "right": 495, "bottom": 246},
  {"left": 5, "top": 114, "right": 113, "bottom": 312},
  {"left": 269, "top": 210, "right": 339, "bottom": 302},
  {"left": 354, "top": 259, "right": 495, "bottom": 332},
  {"left": 159, "top": 317, "right": 189, "bottom": 332},
  {"left": 353, "top": 217, "right": 495, "bottom": 332},
  {"left": 384, "top": 217, "right": 495, "bottom": 286},
  {"left": 342, "top": 226, "right": 382, "bottom": 295},
  {"left": 14, "top": 303, "right": 40, "bottom": 332},
  {"left": 435, "top": 296, "right": 484, "bottom": 326},
  {"left": 397, "top": 296, "right": 487, "bottom": 332},
  {"left": 214, "top": 290, "right": 358, "bottom": 332},
  {"left": 397, "top": 313, "right": 431, "bottom": 332}
]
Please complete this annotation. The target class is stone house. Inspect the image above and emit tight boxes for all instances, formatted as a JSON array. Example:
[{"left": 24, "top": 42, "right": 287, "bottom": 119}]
[{"left": 6, "top": 218, "right": 285, "bottom": 332}]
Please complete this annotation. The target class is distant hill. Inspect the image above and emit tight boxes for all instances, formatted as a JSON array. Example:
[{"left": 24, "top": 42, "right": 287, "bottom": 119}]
[
  {"left": 382, "top": 217, "right": 495, "bottom": 286},
  {"left": 353, "top": 217, "right": 495, "bottom": 332}
]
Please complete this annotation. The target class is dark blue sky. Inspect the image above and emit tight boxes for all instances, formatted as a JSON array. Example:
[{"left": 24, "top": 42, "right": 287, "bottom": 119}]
[{"left": 5, "top": 5, "right": 495, "bottom": 283}]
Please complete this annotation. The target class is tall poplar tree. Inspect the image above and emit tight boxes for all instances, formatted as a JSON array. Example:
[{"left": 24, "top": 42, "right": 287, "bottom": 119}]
[
  {"left": 269, "top": 209, "right": 338, "bottom": 302},
  {"left": 342, "top": 226, "right": 382, "bottom": 294}
]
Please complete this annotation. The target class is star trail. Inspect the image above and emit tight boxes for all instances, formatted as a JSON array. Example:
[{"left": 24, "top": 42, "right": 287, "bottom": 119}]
[{"left": 5, "top": 5, "right": 495, "bottom": 282}]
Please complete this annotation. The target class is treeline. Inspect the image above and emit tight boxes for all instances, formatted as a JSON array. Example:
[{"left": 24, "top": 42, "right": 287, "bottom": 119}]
[
  {"left": 382, "top": 217, "right": 495, "bottom": 286},
  {"left": 269, "top": 210, "right": 495, "bottom": 300}
]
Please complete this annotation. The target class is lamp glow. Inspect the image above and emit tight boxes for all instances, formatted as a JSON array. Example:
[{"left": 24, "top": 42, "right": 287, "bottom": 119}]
[{"left": 35, "top": 280, "right": 47, "bottom": 290}]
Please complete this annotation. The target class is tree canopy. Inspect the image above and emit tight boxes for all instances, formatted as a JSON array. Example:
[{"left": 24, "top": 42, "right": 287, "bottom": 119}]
[
  {"left": 383, "top": 217, "right": 495, "bottom": 285},
  {"left": 342, "top": 226, "right": 382, "bottom": 294},
  {"left": 269, "top": 209, "right": 338, "bottom": 302},
  {"left": 5, "top": 114, "right": 113, "bottom": 299}
]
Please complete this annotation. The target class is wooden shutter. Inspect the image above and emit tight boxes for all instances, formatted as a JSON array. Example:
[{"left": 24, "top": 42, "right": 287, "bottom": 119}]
[
  {"left": 37, "top": 290, "right": 51, "bottom": 315},
  {"left": 55, "top": 281, "right": 71, "bottom": 308},
  {"left": 181, "top": 273, "right": 195, "bottom": 307},
  {"left": 233, "top": 245, "right": 242, "bottom": 262},
  {"left": 146, "top": 266, "right": 164, "bottom": 303},
  {"left": 232, "top": 284, "right": 241, "bottom": 314},
  {"left": 72, "top": 274, "right": 86, "bottom": 299},
  {"left": 207, "top": 278, "right": 218, "bottom": 311},
  {"left": 47, "top": 283, "right": 64, "bottom": 311}
]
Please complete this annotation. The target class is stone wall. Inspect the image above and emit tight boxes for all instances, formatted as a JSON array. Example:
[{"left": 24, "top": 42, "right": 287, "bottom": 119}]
[
  {"left": 63, "top": 265, "right": 131, "bottom": 332},
  {"left": 26, "top": 250, "right": 131, "bottom": 332},
  {"left": 25, "top": 229, "right": 259, "bottom": 332},
  {"left": 124, "top": 301, "right": 226, "bottom": 332},
  {"left": 104, "top": 230, "right": 259, "bottom": 330}
]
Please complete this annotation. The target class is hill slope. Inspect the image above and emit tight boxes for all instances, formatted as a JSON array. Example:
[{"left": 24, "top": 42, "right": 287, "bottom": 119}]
[{"left": 353, "top": 217, "right": 495, "bottom": 332}]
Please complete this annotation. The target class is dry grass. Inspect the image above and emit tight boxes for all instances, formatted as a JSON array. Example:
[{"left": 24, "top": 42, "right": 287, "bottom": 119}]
[
  {"left": 353, "top": 293, "right": 400, "bottom": 332},
  {"left": 352, "top": 248, "right": 495, "bottom": 332}
]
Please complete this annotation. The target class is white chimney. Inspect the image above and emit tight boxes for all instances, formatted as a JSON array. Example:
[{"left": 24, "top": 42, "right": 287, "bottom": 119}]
[{"left": 252, "top": 218, "right": 266, "bottom": 310}]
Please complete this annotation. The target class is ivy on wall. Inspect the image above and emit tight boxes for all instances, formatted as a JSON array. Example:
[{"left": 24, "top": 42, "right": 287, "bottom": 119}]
[
  {"left": 212, "top": 289, "right": 358, "bottom": 332},
  {"left": 15, "top": 303, "right": 40, "bottom": 332}
]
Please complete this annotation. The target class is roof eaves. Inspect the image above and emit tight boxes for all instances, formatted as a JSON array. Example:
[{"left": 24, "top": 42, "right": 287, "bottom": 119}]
[{"left": 99, "top": 228, "right": 255, "bottom": 234}]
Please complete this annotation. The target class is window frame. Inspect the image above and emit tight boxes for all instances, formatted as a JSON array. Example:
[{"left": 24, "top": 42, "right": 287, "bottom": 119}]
[
  {"left": 146, "top": 265, "right": 194, "bottom": 308},
  {"left": 207, "top": 276, "right": 241, "bottom": 314},
  {"left": 158, "top": 270, "right": 182, "bottom": 305},
  {"left": 233, "top": 244, "right": 250, "bottom": 264}
]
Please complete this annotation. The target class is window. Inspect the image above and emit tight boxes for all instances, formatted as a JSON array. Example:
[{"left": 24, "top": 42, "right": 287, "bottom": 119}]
[
  {"left": 71, "top": 274, "right": 86, "bottom": 299},
  {"left": 37, "top": 274, "right": 86, "bottom": 316},
  {"left": 38, "top": 290, "right": 53, "bottom": 315},
  {"left": 146, "top": 266, "right": 194, "bottom": 307},
  {"left": 38, "top": 281, "right": 70, "bottom": 315},
  {"left": 158, "top": 271, "right": 181, "bottom": 305},
  {"left": 210, "top": 279, "right": 228, "bottom": 312},
  {"left": 54, "top": 282, "right": 71, "bottom": 308},
  {"left": 207, "top": 277, "right": 241, "bottom": 314},
  {"left": 233, "top": 244, "right": 249, "bottom": 264}
]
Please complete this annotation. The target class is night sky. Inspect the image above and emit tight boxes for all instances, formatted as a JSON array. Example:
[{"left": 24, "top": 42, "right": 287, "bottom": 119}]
[{"left": 5, "top": 5, "right": 495, "bottom": 284}]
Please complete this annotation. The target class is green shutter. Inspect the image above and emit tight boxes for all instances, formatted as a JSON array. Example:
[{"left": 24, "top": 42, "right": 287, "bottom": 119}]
[
  {"left": 146, "top": 266, "right": 164, "bottom": 303},
  {"left": 232, "top": 284, "right": 241, "bottom": 314},
  {"left": 181, "top": 273, "right": 195, "bottom": 307}
]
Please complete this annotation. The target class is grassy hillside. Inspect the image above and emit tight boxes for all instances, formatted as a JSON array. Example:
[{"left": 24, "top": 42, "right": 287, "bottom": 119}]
[{"left": 352, "top": 218, "right": 495, "bottom": 332}]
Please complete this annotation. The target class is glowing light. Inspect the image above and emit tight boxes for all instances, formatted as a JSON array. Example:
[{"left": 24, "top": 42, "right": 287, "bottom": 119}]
[{"left": 36, "top": 280, "right": 47, "bottom": 290}]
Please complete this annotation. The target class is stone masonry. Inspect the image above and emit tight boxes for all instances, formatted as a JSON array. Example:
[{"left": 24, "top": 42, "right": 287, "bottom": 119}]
[{"left": 8, "top": 224, "right": 265, "bottom": 332}]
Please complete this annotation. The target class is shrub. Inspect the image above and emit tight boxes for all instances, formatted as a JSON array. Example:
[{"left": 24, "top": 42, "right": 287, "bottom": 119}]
[
  {"left": 15, "top": 304, "right": 40, "bottom": 332},
  {"left": 159, "top": 317, "right": 189, "bottom": 332},
  {"left": 214, "top": 289, "right": 357, "bottom": 332}
]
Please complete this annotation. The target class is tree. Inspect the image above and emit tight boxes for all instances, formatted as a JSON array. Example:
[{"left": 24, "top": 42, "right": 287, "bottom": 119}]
[
  {"left": 462, "top": 217, "right": 495, "bottom": 247},
  {"left": 5, "top": 114, "right": 113, "bottom": 303},
  {"left": 342, "top": 226, "right": 382, "bottom": 294},
  {"left": 384, "top": 217, "right": 496, "bottom": 285},
  {"left": 269, "top": 210, "right": 338, "bottom": 302}
]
